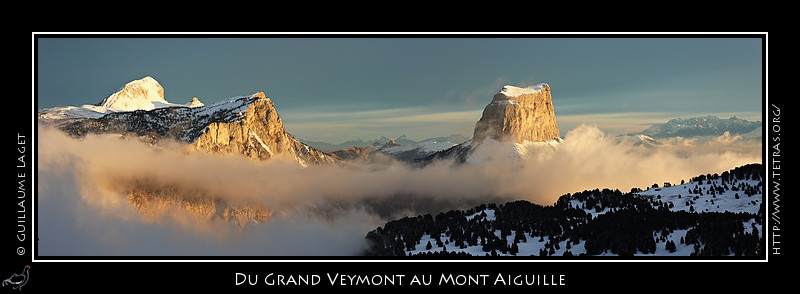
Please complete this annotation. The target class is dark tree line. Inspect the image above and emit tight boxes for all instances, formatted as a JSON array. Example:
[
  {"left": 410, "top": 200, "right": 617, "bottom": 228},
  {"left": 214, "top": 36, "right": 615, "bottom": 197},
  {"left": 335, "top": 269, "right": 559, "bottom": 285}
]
[{"left": 363, "top": 164, "right": 764, "bottom": 257}]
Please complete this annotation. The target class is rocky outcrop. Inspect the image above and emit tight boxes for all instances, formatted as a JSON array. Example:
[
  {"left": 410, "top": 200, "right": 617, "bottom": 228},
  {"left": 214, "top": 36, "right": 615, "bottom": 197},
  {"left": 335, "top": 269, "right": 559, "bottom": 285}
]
[
  {"left": 126, "top": 181, "right": 272, "bottom": 228},
  {"left": 40, "top": 78, "right": 336, "bottom": 166},
  {"left": 186, "top": 97, "right": 204, "bottom": 108},
  {"left": 191, "top": 93, "right": 335, "bottom": 165},
  {"left": 330, "top": 146, "right": 372, "bottom": 161},
  {"left": 418, "top": 84, "right": 561, "bottom": 165},
  {"left": 472, "top": 84, "right": 560, "bottom": 144},
  {"left": 38, "top": 78, "right": 336, "bottom": 227}
]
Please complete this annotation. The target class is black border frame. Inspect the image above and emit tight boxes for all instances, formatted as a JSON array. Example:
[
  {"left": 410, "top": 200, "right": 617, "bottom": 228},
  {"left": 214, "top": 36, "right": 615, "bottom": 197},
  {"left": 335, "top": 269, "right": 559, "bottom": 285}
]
[{"left": 17, "top": 32, "right": 777, "bottom": 292}]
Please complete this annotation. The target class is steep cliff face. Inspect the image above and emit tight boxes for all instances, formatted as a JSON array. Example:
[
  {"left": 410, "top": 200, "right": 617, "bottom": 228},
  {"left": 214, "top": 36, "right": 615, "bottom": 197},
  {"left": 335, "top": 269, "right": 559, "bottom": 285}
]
[
  {"left": 419, "top": 84, "right": 561, "bottom": 165},
  {"left": 39, "top": 78, "right": 336, "bottom": 166},
  {"left": 192, "top": 93, "right": 335, "bottom": 165},
  {"left": 126, "top": 181, "right": 273, "bottom": 229},
  {"left": 39, "top": 82, "right": 337, "bottom": 226},
  {"left": 472, "top": 84, "right": 560, "bottom": 144}
]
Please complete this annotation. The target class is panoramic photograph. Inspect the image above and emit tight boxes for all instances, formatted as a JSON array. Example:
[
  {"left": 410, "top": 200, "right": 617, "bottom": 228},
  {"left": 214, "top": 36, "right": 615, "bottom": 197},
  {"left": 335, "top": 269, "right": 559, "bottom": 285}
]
[{"left": 35, "top": 36, "right": 764, "bottom": 257}]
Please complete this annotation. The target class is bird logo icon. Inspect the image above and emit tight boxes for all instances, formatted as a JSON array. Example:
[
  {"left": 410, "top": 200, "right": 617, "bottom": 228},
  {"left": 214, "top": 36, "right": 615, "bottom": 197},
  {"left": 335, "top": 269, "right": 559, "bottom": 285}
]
[{"left": 2, "top": 265, "right": 29, "bottom": 291}]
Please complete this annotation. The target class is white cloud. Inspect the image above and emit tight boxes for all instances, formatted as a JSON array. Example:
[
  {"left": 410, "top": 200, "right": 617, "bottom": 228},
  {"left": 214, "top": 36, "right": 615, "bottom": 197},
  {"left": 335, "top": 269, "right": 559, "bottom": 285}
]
[{"left": 36, "top": 123, "right": 761, "bottom": 256}]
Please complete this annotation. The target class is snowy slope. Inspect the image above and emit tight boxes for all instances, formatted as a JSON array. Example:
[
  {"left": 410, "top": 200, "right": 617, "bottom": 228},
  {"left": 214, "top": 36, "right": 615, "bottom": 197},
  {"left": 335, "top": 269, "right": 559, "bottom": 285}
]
[
  {"left": 636, "top": 176, "right": 762, "bottom": 214},
  {"left": 404, "top": 206, "right": 589, "bottom": 257},
  {"left": 463, "top": 138, "right": 560, "bottom": 165},
  {"left": 38, "top": 105, "right": 109, "bottom": 120},
  {"left": 376, "top": 139, "right": 460, "bottom": 161},
  {"left": 499, "top": 84, "right": 548, "bottom": 97},
  {"left": 403, "top": 205, "right": 762, "bottom": 257},
  {"left": 408, "top": 229, "right": 588, "bottom": 257},
  {"left": 564, "top": 175, "right": 763, "bottom": 217},
  {"left": 58, "top": 92, "right": 268, "bottom": 142},
  {"left": 38, "top": 76, "right": 263, "bottom": 143},
  {"left": 380, "top": 140, "right": 457, "bottom": 154},
  {"left": 97, "top": 76, "right": 172, "bottom": 111},
  {"left": 388, "top": 164, "right": 764, "bottom": 257},
  {"left": 38, "top": 76, "right": 203, "bottom": 121}
]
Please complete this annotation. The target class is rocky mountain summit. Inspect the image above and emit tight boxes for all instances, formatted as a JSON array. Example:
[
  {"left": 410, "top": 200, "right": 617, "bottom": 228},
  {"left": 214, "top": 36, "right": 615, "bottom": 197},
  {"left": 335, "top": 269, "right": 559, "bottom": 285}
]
[
  {"left": 38, "top": 77, "right": 341, "bottom": 228},
  {"left": 96, "top": 76, "right": 170, "bottom": 111},
  {"left": 186, "top": 97, "right": 205, "bottom": 108},
  {"left": 275, "top": 83, "right": 562, "bottom": 165},
  {"left": 421, "top": 84, "right": 562, "bottom": 164},
  {"left": 38, "top": 76, "right": 335, "bottom": 166},
  {"left": 189, "top": 92, "right": 335, "bottom": 165},
  {"left": 39, "top": 76, "right": 205, "bottom": 121},
  {"left": 473, "top": 84, "right": 560, "bottom": 144},
  {"left": 330, "top": 146, "right": 373, "bottom": 161}
]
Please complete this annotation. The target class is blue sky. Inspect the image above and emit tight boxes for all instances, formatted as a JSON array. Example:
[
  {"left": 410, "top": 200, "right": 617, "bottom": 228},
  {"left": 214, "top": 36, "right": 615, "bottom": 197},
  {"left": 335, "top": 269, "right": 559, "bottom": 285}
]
[{"left": 36, "top": 36, "right": 763, "bottom": 143}]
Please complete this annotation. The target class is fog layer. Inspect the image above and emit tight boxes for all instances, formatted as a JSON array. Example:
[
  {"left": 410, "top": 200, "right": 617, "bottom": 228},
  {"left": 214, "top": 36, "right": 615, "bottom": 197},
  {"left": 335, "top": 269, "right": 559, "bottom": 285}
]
[{"left": 36, "top": 124, "right": 761, "bottom": 256}]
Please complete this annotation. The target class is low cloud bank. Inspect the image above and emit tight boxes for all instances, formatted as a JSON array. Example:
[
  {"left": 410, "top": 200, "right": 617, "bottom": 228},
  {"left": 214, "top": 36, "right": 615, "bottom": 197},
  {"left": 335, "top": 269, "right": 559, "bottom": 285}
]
[{"left": 36, "top": 124, "right": 761, "bottom": 256}]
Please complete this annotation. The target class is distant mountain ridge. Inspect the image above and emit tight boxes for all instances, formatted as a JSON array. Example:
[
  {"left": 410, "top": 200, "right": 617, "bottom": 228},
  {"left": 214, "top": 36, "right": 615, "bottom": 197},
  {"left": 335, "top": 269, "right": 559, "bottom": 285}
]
[
  {"left": 302, "top": 134, "right": 469, "bottom": 153},
  {"left": 373, "top": 136, "right": 468, "bottom": 162},
  {"left": 638, "top": 115, "right": 761, "bottom": 138}
]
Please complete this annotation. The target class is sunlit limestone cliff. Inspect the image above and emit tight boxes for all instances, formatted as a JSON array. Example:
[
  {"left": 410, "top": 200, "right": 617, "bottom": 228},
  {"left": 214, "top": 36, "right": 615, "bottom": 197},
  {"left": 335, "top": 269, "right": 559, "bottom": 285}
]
[
  {"left": 423, "top": 84, "right": 561, "bottom": 164},
  {"left": 38, "top": 77, "right": 335, "bottom": 166},
  {"left": 38, "top": 77, "right": 337, "bottom": 227},
  {"left": 473, "top": 84, "right": 560, "bottom": 144},
  {"left": 125, "top": 181, "right": 273, "bottom": 229}
]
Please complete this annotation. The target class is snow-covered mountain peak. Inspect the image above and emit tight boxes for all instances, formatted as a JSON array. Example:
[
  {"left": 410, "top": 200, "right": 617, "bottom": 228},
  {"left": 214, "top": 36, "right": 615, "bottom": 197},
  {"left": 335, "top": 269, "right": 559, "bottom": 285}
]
[
  {"left": 497, "top": 83, "right": 549, "bottom": 98},
  {"left": 97, "top": 76, "right": 169, "bottom": 112}
]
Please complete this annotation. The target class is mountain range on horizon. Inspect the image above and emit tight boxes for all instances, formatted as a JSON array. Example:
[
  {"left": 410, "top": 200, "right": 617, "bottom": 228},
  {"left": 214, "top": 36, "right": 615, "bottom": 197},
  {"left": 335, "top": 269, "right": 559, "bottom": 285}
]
[
  {"left": 300, "top": 134, "right": 471, "bottom": 153},
  {"left": 36, "top": 76, "right": 765, "bottom": 257},
  {"left": 38, "top": 76, "right": 763, "bottom": 166},
  {"left": 634, "top": 115, "right": 762, "bottom": 139},
  {"left": 37, "top": 77, "right": 567, "bottom": 166}
]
